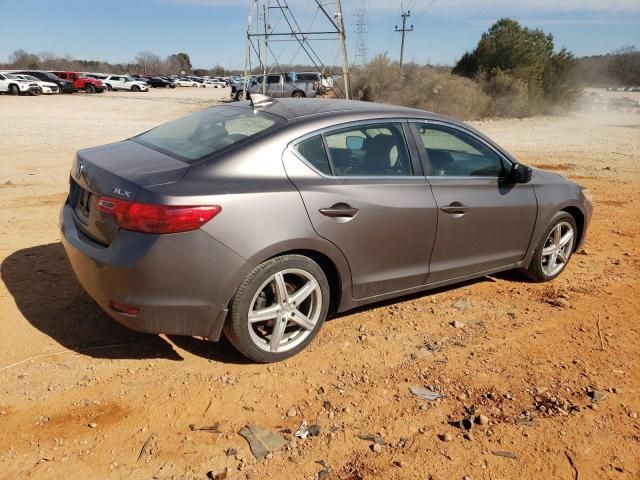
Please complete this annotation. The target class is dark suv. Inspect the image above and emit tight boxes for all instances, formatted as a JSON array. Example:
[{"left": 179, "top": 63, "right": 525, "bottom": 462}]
[{"left": 14, "top": 70, "right": 75, "bottom": 93}]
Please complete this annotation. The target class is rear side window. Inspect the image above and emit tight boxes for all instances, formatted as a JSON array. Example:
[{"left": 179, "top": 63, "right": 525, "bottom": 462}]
[
  {"left": 295, "top": 135, "right": 332, "bottom": 176},
  {"left": 134, "top": 106, "right": 286, "bottom": 162},
  {"left": 325, "top": 123, "right": 412, "bottom": 176}
]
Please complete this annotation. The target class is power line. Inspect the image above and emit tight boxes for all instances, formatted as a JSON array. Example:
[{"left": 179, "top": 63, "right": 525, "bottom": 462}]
[{"left": 395, "top": 9, "right": 414, "bottom": 77}]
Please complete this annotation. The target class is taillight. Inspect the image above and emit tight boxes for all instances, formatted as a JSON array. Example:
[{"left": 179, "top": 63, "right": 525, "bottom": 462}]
[{"left": 96, "top": 196, "right": 221, "bottom": 234}]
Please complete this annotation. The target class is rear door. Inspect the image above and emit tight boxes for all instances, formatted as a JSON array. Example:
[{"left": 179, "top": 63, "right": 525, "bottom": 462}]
[
  {"left": 283, "top": 120, "right": 438, "bottom": 299},
  {"left": 409, "top": 121, "right": 538, "bottom": 283}
]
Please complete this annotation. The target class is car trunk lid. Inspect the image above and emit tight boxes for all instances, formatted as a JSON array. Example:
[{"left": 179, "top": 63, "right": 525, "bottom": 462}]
[{"left": 68, "top": 140, "right": 190, "bottom": 245}]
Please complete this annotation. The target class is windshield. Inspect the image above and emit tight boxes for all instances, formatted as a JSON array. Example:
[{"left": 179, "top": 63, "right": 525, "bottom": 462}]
[
  {"left": 21, "top": 75, "right": 39, "bottom": 81},
  {"left": 134, "top": 106, "right": 286, "bottom": 162},
  {"left": 6, "top": 74, "right": 21, "bottom": 80}
]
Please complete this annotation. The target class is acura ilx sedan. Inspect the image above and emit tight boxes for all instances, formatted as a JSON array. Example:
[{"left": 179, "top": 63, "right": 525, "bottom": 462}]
[{"left": 60, "top": 97, "right": 592, "bottom": 362}]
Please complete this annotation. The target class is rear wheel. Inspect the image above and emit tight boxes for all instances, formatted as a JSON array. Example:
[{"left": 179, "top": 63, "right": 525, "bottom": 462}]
[
  {"left": 85, "top": 84, "right": 96, "bottom": 94},
  {"left": 131, "top": 85, "right": 140, "bottom": 92},
  {"left": 224, "top": 255, "right": 330, "bottom": 363},
  {"left": 106, "top": 84, "right": 113, "bottom": 91},
  {"left": 8, "top": 84, "right": 19, "bottom": 95},
  {"left": 234, "top": 90, "right": 244, "bottom": 101},
  {"left": 292, "top": 91, "right": 305, "bottom": 98},
  {"left": 522, "top": 211, "right": 577, "bottom": 282}
]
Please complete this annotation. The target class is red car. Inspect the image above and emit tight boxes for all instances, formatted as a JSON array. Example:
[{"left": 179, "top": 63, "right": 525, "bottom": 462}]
[{"left": 51, "top": 71, "right": 104, "bottom": 94}]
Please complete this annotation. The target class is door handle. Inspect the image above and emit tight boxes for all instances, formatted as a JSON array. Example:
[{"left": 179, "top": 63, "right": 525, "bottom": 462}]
[
  {"left": 319, "top": 203, "right": 359, "bottom": 218},
  {"left": 440, "top": 202, "right": 468, "bottom": 215}
]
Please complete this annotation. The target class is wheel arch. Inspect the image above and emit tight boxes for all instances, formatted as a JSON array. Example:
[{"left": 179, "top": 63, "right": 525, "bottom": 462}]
[{"left": 561, "top": 205, "right": 585, "bottom": 252}]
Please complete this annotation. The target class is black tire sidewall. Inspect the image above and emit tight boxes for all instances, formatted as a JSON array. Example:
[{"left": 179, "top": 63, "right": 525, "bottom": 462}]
[
  {"left": 224, "top": 255, "right": 330, "bottom": 363},
  {"left": 527, "top": 211, "right": 577, "bottom": 282}
]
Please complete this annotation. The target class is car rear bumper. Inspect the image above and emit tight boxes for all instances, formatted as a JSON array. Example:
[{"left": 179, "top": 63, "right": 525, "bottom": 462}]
[{"left": 60, "top": 202, "right": 251, "bottom": 341}]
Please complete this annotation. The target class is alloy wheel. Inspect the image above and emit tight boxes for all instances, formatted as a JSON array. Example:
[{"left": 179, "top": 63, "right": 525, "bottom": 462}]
[
  {"left": 540, "top": 221, "right": 574, "bottom": 277},
  {"left": 247, "top": 269, "right": 322, "bottom": 353}
]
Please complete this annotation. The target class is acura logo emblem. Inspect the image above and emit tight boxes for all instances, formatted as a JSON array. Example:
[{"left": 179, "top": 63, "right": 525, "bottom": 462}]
[{"left": 75, "top": 160, "right": 84, "bottom": 180}]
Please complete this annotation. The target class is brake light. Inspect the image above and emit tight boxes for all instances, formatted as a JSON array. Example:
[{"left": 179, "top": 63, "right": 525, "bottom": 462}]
[{"left": 96, "top": 196, "right": 221, "bottom": 234}]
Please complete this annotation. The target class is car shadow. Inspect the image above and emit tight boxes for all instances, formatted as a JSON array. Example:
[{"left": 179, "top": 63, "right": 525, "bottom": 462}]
[{"left": 1, "top": 243, "right": 183, "bottom": 361}]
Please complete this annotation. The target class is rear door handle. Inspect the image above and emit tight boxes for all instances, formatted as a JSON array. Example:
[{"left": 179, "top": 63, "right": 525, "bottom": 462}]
[
  {"left": 440, "top": 202, "right": 468, "bottom": 215},
  {"left": 319, "top": 203, "right": 359, "bottom": 218}
]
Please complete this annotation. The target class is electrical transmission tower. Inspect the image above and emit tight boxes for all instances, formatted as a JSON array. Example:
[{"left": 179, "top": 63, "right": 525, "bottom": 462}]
[
  {"left": 395, "top": 9, "right": 414, "bottom": 77},
  {"left": 353, "top": 0, "right": 369, "bottom": 67},
  {"left": 244, "top": 0, "right": 352, "bottom": 99}
]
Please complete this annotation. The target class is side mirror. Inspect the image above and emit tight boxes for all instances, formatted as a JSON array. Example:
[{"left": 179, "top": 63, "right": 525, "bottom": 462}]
[
  {"left": 346, "top": 136, "right": 364, "bottom": 151},
  {"left": 508, "top": 163, "right": 533, "bottom": 184}
]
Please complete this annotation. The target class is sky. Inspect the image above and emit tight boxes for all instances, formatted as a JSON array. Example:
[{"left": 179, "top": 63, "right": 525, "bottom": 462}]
[{"left": 0, "top": 0, "right": 639, "bottom": 70}]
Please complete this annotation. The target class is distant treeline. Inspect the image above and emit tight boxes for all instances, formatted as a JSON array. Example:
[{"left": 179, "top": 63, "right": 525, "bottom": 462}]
[{"left": 577, "top": 46, "right": 640, "bottom": 86}]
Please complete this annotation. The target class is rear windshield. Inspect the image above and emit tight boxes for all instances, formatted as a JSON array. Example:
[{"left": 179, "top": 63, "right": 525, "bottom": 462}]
[{"left": 133, "top": 106, "right": 286, "bottom": 162}]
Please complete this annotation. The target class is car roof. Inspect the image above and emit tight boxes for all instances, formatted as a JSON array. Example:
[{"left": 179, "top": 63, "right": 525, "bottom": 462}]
[{"left": 237, "top": 98, "right": 454, "bottom": 123}]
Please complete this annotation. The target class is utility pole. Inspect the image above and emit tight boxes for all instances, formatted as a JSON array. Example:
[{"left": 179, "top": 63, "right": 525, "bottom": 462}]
[
  {"left": 395, "top": 10, "right": 413, "bottom": 77},
  {"left": 353, "top": 0, "right": 369, "bottom": 67},
  {"left": 335, "top": 0, "right": 351, "bottom": 99},
  {"left": 262, "top": 0, "right": 269, "bottom": 94}
]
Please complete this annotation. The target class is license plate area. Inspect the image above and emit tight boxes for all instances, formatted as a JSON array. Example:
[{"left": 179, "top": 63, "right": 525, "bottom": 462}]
[{"left": 70, "top": 181, "right": 92, "bottom": 221}]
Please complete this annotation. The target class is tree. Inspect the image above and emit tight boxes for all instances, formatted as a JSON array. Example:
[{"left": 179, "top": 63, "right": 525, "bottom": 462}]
[
  {"left": 135, "top": 51, "right": 164, "bottom": 75},
  {"left": 167, "top": 52, "right": 192, "bottom": 74},
  {"left": 8, "top": 49, "right": 41, "bottom": 69},
  {"left": 453, "top": 18, "right": 579, "bottom": 106}
]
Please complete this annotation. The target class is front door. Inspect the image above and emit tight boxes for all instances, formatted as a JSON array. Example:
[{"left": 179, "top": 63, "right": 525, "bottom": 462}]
[
  {"left": 283, "top": 121, "right": 438, "bottom": 299},
  {"left": 409, "top": 121, "right": 538, "bottom": 283}
]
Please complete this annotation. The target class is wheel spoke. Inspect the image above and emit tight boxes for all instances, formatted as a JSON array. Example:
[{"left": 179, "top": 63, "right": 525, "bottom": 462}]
[
  {"left": 290, "top": 309, "right": 315, "bottom": 331},
  {"left": 553, "top": 225, "right": 562, "bottom": 245},
  {"left": 557, "top": 249, "right": 568, "bottom": 263},
  {"left": 542, "top": 245, "right": 556, "bottom": 256},
  {"left": 270, "top": 317, "right": 287, "bottom": 352},
  {"left": 273, "top": 272, "right": 289, "bottom": 304},
  {"left": 289, "top": 280, "right": 317, "bottom": 306},
  {"left": 248, "top": 304, "right": 281, "bottom": 323},
  {"left": 549, "top": 252, "right": 558, "bottom": 271},
  {"left": 559, "top": 230, "right": 573, "bottom": 248}
]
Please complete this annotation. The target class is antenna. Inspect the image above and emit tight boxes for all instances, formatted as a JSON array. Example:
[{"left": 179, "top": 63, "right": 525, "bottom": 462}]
[{"left": 395, "top": 9, "right": 414, "bottom": 77}]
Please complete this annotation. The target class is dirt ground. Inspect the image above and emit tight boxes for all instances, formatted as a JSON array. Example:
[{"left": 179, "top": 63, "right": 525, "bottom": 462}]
[{"left": 0, "top": 88, "right": 638, "bottom": 480}]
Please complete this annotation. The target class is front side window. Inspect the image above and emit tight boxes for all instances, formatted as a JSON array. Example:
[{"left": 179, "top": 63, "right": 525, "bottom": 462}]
[
  {"left": 134, "top": 106, "right": 285, "bottom": 162},
  {"left": 325, "top": 123, "right": 412, "bottom": 176},
  {"left": 413, "top": 123, "right": 504, "bottom": 177}
]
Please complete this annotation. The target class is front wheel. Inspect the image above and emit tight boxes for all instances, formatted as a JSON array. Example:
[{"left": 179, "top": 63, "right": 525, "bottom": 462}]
[
  {"left": 106, "top": 84, "right": 113, "bottom": 91},
  {"left": 8, "top": 84, "right": 20, "bottom": 95},
  {"left": 224, "top": 255, "right": 330, "bottom": 363},
  {"left": 85, "top": 84, "right": 95, "bottom": 94},
  {"left": 131, "top": 85, "right": 140, "bottom": 92},
  {"left": 292, "top": 91, "right": 305, "bottom": 98},
  {"left": 522, "top": 211, "right": 577, "bottom": 282}
]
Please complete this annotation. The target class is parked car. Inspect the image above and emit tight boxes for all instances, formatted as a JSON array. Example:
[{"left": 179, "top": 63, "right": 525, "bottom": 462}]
[
  {"left": 60, "top": 98, "right": 592, "bottom": 362},
  {"left": 13, "top": 74, "right": 59, "bottom": 94},
  {"left": 102, "top": 75, "right": 149, "bottom": 92},
  {"left": 144, "top": 76, "right": 176, "bottom": 88},
  {"left": 201, "top": 79, "right": 226, "bottom": 88},
  {"left": 13, "top": 70, "right": 75, "bottom": 93},
  {"left": 51, "top": 71, "right": 104, "bottom": 93},
  {"left": 175, "top": 78, "right": 199, "bottom": 87},
  {"left": 0, "top": 72, "right": 41, "bottom": 95},
  {"left": 230, "top": 73, "right": 317, "bottom": 101},
  {"left": 291, "top": 71, "right": 335, "bottom": 92}
]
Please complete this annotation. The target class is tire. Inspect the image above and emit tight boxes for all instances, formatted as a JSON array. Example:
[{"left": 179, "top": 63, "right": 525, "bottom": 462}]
[
  {"left": 85, "top": 84, "right": 96, "bottom": 94},
  {"left": 192, "top": 83, "right": 197, "bottom": 87},
  {"left": 522, "top": 211, "right": 577, "bottom": 282},
  {"left": 224, "top": 254, "right": 330, "bottom": 363},
  {"left": 292, "top": 91, "right": 305, "bottom": 98},
  {"left": 106, "top": 84, "right": 113, "bottom": 92},
  {"left": 131, "top": 85, "right": 140, "bottom": 92},
  {"left": 8, "top": 84, "right": 19, "bottom": 95},
  {"left": 234, "top": 91, "right": 244, "bottom": 101},
  {"left": 30, "top": 88, "right": 42, "bottom": 96}
]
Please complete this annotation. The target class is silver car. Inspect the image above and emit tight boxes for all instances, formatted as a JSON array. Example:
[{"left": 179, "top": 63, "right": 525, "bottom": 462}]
[{"left": 61, "top": 97, "right": 592, "bottom": 362}]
